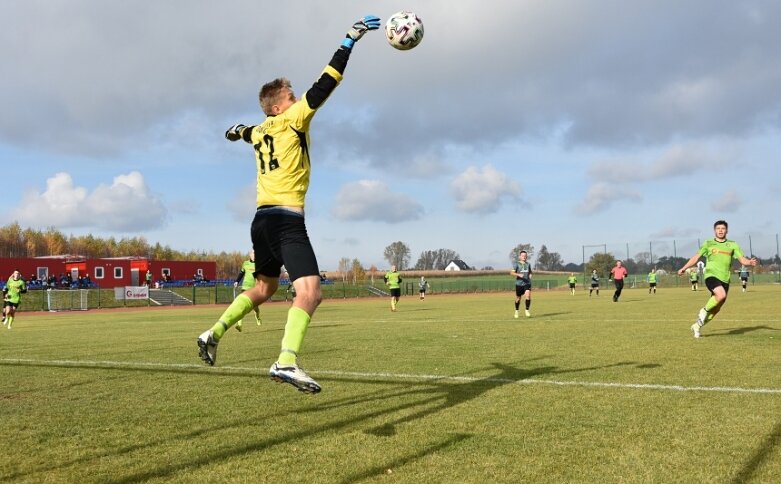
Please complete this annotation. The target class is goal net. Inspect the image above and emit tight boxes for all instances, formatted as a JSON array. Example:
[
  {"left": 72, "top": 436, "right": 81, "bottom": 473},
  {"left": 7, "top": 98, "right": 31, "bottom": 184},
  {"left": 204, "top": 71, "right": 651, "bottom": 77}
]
[{"left": 46, "top": 289, "right": 89, "bottom": 311}]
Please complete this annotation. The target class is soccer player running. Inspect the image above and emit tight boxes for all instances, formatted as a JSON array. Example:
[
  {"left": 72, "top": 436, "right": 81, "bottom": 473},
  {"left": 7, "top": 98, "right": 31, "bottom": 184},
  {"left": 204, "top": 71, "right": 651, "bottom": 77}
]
[
  {"left": 384, "top": 265, "right": 402, "bottom": 311},
  {"left": 589, "top": 269, "right": 600, "bottom": 297},
  {"left": 511, "top": 251, "right": 532, "bottom": 318},
  {"left": 739, "top": 265, "right": 750, "bottom": 292},
  {"left": 609, "top": 260, "right": 628, "bottom": 302},
  {"left": 232, "top": 249, "right": 262, "bottom": 332},
  {"left": 677, "top": 220, "right": 757, "bottom": 338},
  {"left": 2, "top": 270, "right": 27, "bottom": 329},
  {"left": 647, "top": 268, "right": 658, "bottom": 294},
  {"left": 196, "top": 14, "right": 382, "bottom": 394},
  {"left": 567, "top": 273, "right": 577, "bottom": 295}
]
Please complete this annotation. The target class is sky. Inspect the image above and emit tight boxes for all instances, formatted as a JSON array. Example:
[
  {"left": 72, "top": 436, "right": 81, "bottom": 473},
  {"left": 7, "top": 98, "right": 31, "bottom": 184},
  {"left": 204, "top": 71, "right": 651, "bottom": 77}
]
[{"left": 2, "top": 1, "right": 780, "bottom": 270}]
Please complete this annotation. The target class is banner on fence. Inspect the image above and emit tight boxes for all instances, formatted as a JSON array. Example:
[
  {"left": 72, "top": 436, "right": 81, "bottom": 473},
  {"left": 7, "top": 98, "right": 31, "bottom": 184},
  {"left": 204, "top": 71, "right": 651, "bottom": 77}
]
[{"left": 114, "top": 286, "right": 149, "bottom": 300}]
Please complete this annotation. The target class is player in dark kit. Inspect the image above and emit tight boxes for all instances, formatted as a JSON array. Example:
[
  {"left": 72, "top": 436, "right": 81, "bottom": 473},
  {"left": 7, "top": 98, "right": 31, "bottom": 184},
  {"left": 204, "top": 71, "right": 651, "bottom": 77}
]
[
  {"left": 511, "top": 251, "right": 533, "bottom": 318},
  {"left": 196, "top": 14, "right": 382, "bottom": 394}
]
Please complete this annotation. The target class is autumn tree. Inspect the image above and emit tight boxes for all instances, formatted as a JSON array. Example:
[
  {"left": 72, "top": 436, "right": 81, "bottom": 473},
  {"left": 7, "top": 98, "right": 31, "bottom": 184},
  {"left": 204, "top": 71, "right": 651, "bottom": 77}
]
[
  {"left": 508, "top": 243, "right": 534, "bottom": 266},
  {"left": 535, "top": 245, "right": 563, "bottom": 271},
  {"left": 383, "top": 241, "right": 411, "bottom": 270}
]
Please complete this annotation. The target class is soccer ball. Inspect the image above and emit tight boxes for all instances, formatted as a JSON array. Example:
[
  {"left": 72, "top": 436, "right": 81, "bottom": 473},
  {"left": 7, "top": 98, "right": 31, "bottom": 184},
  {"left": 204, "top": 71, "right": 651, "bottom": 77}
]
[{"left": 385, "top": 11, "right": 424, "bottom": 50}]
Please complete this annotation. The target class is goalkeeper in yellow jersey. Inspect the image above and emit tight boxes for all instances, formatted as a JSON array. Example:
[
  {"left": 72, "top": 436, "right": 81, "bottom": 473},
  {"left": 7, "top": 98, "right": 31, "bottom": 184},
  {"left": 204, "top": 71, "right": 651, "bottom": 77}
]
[
  {"left": 197, "top": 14, "right": 381, "bottom": 394},
  {"left": 678, "top": 220, "right": 757, "bottom": 338}
]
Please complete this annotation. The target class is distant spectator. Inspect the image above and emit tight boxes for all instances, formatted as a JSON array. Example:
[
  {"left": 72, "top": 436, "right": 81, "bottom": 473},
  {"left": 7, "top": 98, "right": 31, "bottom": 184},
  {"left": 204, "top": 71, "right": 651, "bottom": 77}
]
[{"left": 146, "top": 269, "right": 152, "bottom": 287}]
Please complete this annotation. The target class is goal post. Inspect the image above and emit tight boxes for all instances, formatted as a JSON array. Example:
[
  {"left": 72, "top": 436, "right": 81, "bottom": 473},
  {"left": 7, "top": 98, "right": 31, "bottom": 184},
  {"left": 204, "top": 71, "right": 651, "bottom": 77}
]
[{"left": 46, "top": 289, "right": 89, "bottom": 311}]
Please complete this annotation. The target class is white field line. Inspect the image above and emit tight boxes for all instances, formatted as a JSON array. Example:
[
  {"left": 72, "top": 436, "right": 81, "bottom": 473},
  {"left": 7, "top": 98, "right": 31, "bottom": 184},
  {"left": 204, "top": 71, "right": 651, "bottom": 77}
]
[{"left": 2, "top": 358, "right": 780, "bottom": 395}]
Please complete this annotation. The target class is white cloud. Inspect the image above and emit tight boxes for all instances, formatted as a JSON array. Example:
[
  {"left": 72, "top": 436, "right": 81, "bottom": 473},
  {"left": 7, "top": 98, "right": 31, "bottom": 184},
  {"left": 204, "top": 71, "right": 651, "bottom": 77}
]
[
  {"left": 450, "top": 165, "right": 521, "bottom": 213},
  {"left": 576, "top": 182, "right": 642, "bottom": 215},
  {"left": 711, "top": 190, "right": 742, "bottom": 212},
  {"left": 332, "top": 180, "right": 423, "bottom": 223},
  {"left": 11, "top": 171, "right": 166, "bottom": 231},
  {"left": 226, "top": 184, "right": 256, "bottom": 222}
]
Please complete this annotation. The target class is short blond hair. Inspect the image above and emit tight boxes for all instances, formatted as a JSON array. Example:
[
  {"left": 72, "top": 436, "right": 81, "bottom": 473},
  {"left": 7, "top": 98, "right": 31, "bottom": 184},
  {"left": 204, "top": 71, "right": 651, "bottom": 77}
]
[{"left": 259, "top": 77, "right": 292, "bottom": 115}]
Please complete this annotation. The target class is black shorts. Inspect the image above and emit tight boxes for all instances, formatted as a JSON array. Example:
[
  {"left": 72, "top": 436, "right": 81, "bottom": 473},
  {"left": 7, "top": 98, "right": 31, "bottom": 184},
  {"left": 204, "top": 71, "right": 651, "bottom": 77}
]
[
  {"left": 740, "top": 277, "right": 748, "bottom": 282},
  {"left": 705, "top": 277, "right": 729, "bottom": 294},
  {"left": 251, "top": 207, "right": 319, "bottom": 282},
  {"left": 569, "top": 283, "right": 576, "bottom": 289},
  {"left": 591, "top": 283, "right": 599, "bottom": 288},
  {"left": 515, "top": 285, "right": 531, "bottom": 297},
  {"left": 390, "top": 288, "right": 401, "bottom": 298},
  {"left": 3, "top": 301, "right": 19, "bottom": 309},
  {"left": 649, "top": 283, "right": 656, "bottom": 287},
  {"left": 419, "top": 288, "right": 426, "bottom": 293}
]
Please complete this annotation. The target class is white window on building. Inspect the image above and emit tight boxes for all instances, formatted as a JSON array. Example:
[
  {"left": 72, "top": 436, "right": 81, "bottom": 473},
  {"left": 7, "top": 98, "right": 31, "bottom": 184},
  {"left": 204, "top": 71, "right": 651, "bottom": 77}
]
[
  {"left": 114, "top": 267, "right": 123, "bottom": 279},
  {"left": 94, "top": 267, "right": 105, "bottom": 279}
]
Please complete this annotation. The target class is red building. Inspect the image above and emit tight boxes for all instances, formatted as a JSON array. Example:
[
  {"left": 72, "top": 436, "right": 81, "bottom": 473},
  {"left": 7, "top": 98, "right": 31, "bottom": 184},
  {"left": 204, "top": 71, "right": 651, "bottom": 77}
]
[{"left": 0, "top": 256, "right": 216, "bottom": 288}]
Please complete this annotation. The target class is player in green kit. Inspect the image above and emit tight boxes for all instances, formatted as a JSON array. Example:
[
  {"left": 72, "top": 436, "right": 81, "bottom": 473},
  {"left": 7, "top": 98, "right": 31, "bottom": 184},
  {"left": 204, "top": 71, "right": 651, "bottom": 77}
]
[
  {"left": 689, "top": 269, "right": 699, "bottom": 291},
  {"left": 647, "top": 268, "right": 658, "bottom": 294},
  {"left": 2, "top": 270, "right": 27, "bottom": 329},
  {"left": 196, "top": 14, "right": 382, "bottom": 394},
  {"left": 678, "top": 220, "right": 757, "bottom": 338},
  {"left": 384, "top": 265, "right": 402, "bottom": 311},
  {"left": 511, "top": 251, "right": 532, "bottom": 318},
  {"left": 232, "top": 250, "right": 262, "bottom": 332},
  {"left": 567, "top": 273, "right": 577, "bottom": 295}
]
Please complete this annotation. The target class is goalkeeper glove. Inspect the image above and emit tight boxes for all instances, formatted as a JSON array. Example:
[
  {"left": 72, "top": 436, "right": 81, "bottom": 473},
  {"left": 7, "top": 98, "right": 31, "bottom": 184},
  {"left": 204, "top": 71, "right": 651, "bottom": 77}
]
[
  {"left": 225, "top": 123, "right": 246, "bottom": 141},
  {"left": 341, "top": 14, "right": 381, "bottom": 50}
]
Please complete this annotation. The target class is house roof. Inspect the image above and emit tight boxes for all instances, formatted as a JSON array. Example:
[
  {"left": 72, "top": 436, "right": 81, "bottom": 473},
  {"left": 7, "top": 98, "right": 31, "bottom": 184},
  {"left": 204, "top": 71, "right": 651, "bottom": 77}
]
[{"left": 447, "top": 259, "right": 470, "bottom": 270}]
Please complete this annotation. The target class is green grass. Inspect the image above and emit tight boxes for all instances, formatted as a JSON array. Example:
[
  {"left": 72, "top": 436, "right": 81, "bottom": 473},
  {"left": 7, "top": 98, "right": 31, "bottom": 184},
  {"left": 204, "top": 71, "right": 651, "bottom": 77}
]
[{"left": 1, "top": 286, "right": 779, "bottom": 483}]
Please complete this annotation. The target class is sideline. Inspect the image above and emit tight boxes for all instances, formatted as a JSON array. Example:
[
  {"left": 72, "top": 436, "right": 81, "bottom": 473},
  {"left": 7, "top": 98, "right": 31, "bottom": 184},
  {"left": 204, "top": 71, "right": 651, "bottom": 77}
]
[{"left": 2, "top": 357, "right": 779, "bottom": 395}]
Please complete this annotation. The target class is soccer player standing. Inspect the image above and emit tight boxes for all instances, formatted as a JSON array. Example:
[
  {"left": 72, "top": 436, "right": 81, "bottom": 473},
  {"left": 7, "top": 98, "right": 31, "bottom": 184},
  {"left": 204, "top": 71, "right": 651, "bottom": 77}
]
[
  {"left": 589, "top": 269, "right": 600, "bottom": 297},
  {"left": 384, "top": 265, "right": 402, "bottom": 311},
  {"left": 739, "top": 265, "right": 750, "bottom": 292},
  {"left": 567, "top": 273, "right": 577, "bottom": 295},
  {"left": 609, "top": 260, "right": 628, "bottom": 302},
  {"left": 196, "top": 15, "right": 382, "bottom": 394},
  {"left": 677, "top": 220, "right": 757, "bottom": 338},
  {"left": 2, "top": 270, "right": 27, "bottom": 329},
  {"left": 418, "top": 276, "right": 429, "bottom": 300},
  {"left": 511, "top": 251, "right": 533, "bottom": 318},
  {"left": 689, "top": 269, "right": 699, "bottom": 291},
  {"left": 647, "top": 268, "right": 658, "bottom": 294}
]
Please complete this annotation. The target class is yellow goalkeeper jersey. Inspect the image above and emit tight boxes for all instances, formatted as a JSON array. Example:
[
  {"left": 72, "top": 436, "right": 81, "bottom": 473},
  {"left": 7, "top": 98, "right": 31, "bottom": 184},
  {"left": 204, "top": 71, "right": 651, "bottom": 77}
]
[{"left": 237, "top": 63, "right": 344, "bottom": 208}]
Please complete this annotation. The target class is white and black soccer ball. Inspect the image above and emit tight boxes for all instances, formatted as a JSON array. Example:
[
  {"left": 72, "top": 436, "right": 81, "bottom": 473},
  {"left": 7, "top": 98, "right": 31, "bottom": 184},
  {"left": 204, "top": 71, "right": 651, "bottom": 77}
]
[{"left": 385, "top": 11, "right": 424, "bottom": 51}]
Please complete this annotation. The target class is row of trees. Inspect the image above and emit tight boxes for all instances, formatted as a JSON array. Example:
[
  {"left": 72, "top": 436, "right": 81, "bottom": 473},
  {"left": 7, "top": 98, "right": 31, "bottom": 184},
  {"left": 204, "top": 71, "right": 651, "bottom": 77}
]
[{"left": 0, "top": 223, "right": 246, "bottom": 279}]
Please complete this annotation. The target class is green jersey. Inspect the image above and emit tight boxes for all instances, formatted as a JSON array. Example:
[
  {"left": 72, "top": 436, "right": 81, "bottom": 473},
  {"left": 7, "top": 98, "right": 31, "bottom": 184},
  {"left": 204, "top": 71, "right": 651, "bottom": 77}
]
[
  {"left": 4, "top": 278, "right": 27, "bottom": 304},
  {"left": 513, "top": 262, "right": 532, "bottom": 286},
  {"left": 567, "top": 276, "right": 577, "bottom": 284},
  {"left": 689, "top": 271, "right": 699, "bottom": 282},
  {"left": 237, "top": 260, "right": 256, "bottom": 291},
  {"left": 384, "top": 271, "right": 402, "bottom": 289},
  {"left": 647, "top": 272, "right": 657, "bottom": 283},
  {"left": 699, "top": 239, "right": 745, "bottom": 284}
]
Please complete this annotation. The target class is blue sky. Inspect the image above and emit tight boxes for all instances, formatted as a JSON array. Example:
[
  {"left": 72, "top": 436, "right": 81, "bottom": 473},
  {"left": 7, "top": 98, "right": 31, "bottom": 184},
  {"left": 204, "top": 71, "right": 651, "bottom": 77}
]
[{"left": 2, "top": 1, "right": 780, "bottom": 270}]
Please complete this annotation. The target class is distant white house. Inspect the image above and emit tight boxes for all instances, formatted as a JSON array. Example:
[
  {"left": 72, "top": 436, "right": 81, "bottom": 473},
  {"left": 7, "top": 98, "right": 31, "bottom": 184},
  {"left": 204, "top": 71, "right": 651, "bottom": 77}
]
[{"left": 444, "top": 259, "right": 471, "bottom": 271}]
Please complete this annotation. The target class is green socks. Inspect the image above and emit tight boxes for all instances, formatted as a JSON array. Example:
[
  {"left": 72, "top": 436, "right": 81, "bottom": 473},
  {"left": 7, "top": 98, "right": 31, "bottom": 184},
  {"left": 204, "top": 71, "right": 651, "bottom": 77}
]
[
  {"left": 279, "top": 307, "right": 311, "bottom": 365},
  {"left": 211, "top": 294, "right": 254, "bottom": 340},
  {"left": 704, "top": 296, "right": 718, "bottom": 312}
]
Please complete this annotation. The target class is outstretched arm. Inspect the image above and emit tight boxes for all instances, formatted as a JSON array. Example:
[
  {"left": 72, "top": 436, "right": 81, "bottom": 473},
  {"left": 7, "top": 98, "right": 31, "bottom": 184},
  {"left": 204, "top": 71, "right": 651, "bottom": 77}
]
[{"left": 678, "top": 254, "right": 701, "bottom": 275}]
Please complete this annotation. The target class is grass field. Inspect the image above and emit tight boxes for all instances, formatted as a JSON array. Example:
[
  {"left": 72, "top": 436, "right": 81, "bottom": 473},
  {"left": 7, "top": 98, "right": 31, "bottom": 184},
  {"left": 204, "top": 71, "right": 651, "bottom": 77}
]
[{"left": 1, "top": 286, "right": 779, "bottom": 483}]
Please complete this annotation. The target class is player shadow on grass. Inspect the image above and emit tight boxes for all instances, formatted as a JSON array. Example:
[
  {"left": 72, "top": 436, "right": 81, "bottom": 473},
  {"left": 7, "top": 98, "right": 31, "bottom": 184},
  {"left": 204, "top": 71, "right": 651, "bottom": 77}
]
[
  {"left": 305, "top": 359, "right": 641, "bottom": 438},
  {"left": 706, "top": 325, "right": 780, "bottom": 337},
  {"left": 730, "top": 418, "right": 781, "bottom": 484},
  {"left": 0, "top": 358, "right": 646, "bottom": 483}
]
